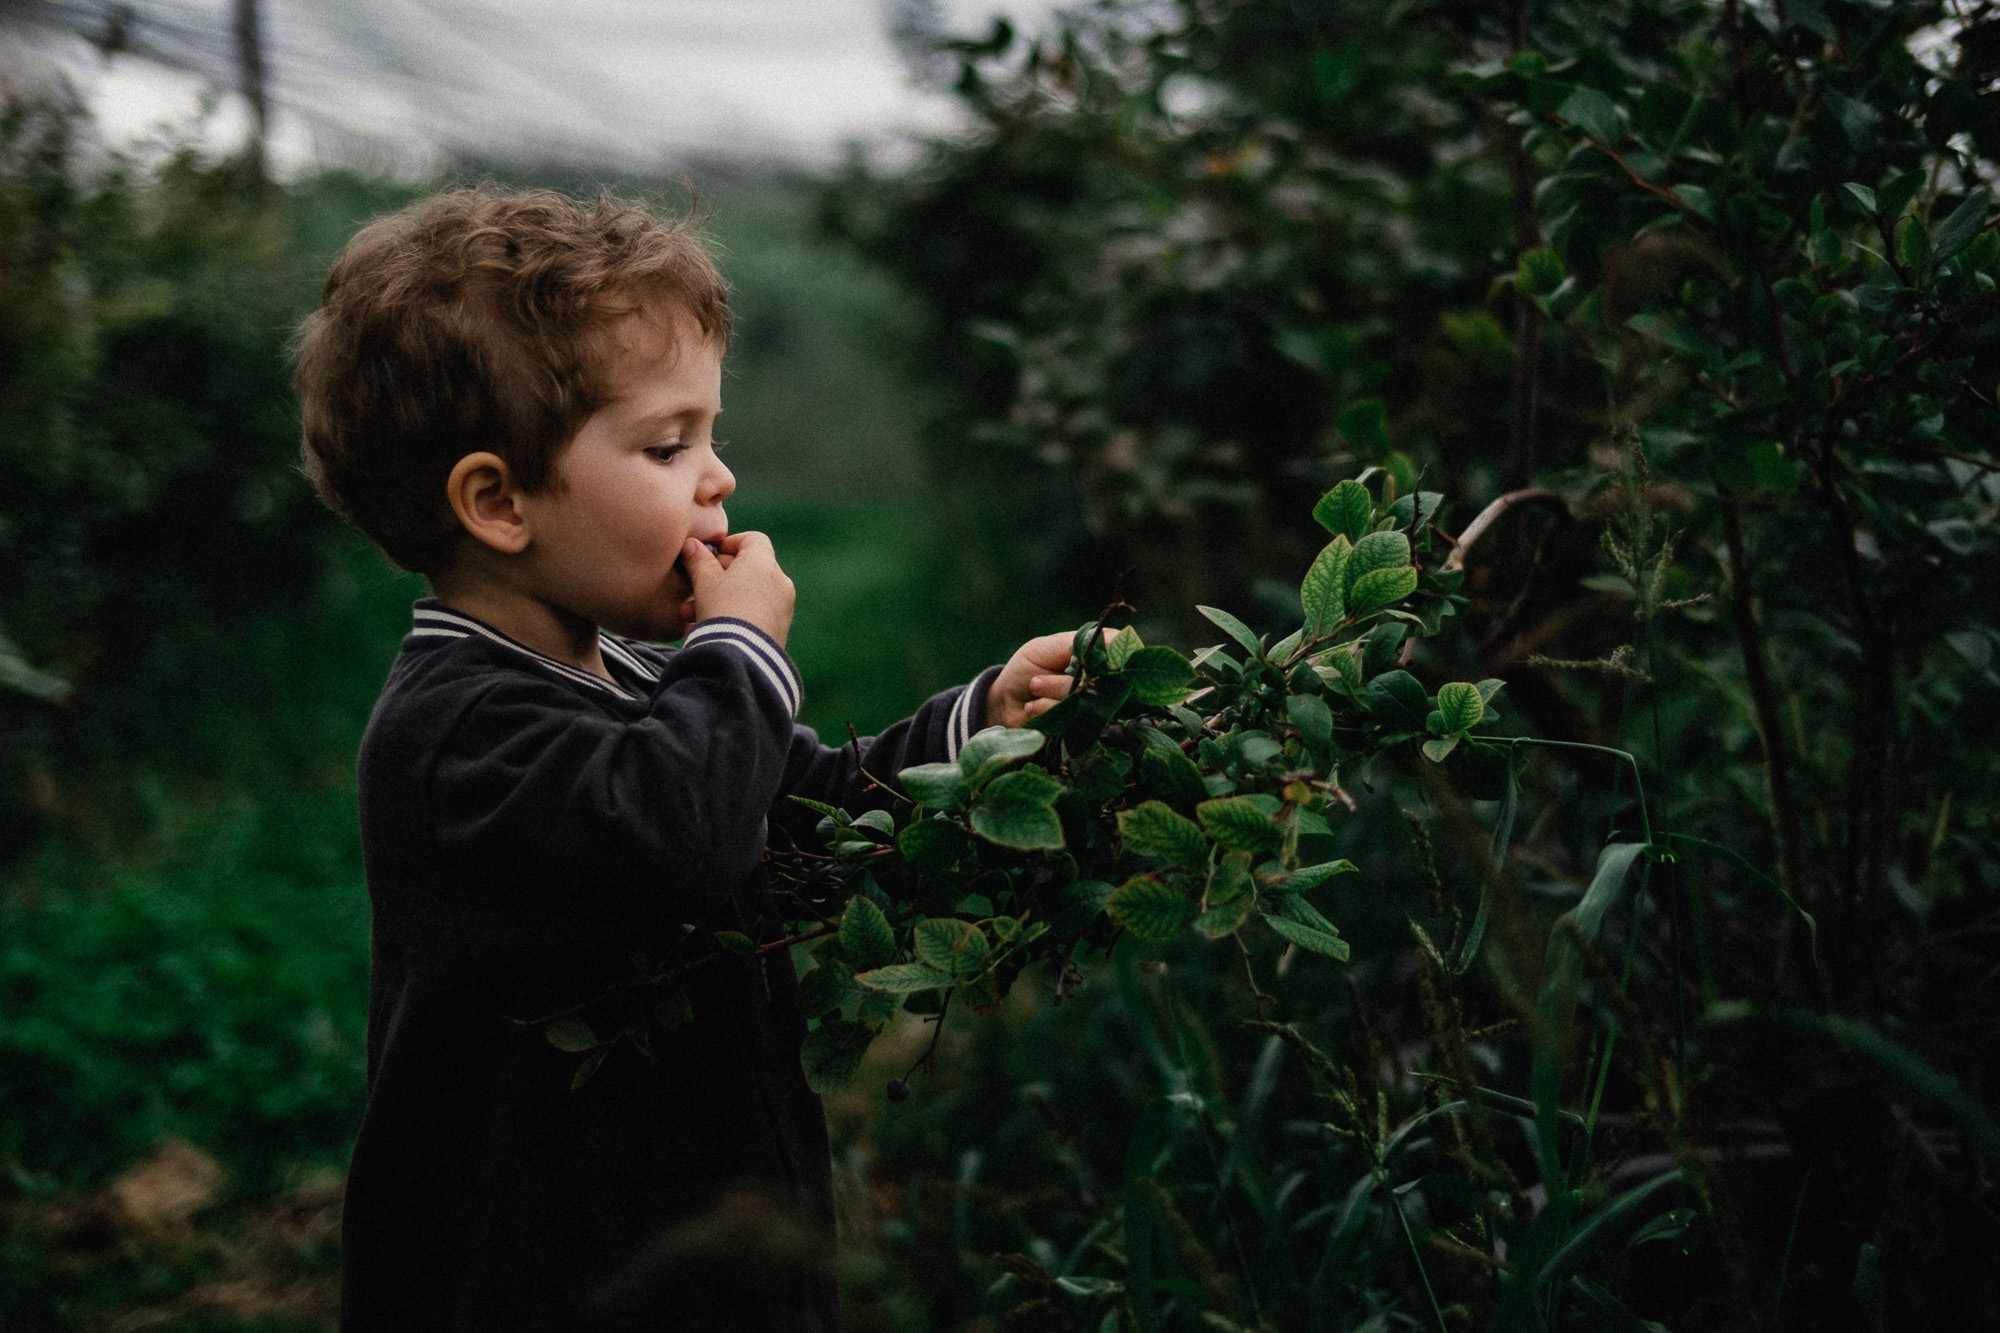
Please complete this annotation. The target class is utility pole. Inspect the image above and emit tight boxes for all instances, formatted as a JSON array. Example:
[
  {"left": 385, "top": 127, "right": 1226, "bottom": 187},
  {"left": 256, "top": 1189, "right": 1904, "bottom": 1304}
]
[{"left": 232, "top": 0, "right": 267, "bottom": 183}]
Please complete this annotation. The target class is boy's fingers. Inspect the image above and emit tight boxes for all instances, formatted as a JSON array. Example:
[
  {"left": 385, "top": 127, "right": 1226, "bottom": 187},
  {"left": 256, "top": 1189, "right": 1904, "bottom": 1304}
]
[
  {"left": 1019, "top": 630, "right": 1077, "bottom": 673},
  {"left": 1028, "top": 674, "right": 1073, "bottom": 699},
  {"left": 680, "top": 538, "right": 721, "bottom": 581},
  {"left": 1022, "top": 697, "right": 1057, "bottom": 718},
  {"left": 722, "top": 530, "right": 774, "bottom": 559}
]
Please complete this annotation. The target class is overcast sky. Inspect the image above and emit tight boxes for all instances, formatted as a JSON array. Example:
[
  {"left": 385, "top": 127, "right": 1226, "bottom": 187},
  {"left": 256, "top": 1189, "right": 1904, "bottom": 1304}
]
[{"left": 48, "top": 0, "right": 1066, "bottom": 173}]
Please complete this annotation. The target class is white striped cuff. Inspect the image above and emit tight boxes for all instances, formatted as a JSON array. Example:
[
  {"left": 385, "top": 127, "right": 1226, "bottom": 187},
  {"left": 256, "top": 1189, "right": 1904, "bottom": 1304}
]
[{"left": 683, "top": 619, "right": 803, "bottom": 718}]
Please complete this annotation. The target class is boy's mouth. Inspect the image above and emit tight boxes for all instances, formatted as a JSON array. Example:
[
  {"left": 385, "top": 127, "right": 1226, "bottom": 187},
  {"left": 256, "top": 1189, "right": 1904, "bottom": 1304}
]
[{"left": 669, "top": 540, "right": 724, "bottom": 620}]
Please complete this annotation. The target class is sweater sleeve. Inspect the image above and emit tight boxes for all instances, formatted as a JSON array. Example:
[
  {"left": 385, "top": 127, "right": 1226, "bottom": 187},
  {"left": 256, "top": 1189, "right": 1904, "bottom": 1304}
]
[
  {"left": 427, "top": 619, "right": 802, "bottom": 919},
  {"left": 774, "top": 664, "right": 1004, "bottom": 841}
]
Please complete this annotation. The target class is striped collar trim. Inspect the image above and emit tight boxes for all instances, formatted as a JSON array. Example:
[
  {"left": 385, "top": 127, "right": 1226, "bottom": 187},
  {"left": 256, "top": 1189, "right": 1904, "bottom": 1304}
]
[
  {"left": 409, "top": 602, "right": 646, "bottom": 701},
  {"left": 681, "top": 619, "right": 803, "bottom": 718}
]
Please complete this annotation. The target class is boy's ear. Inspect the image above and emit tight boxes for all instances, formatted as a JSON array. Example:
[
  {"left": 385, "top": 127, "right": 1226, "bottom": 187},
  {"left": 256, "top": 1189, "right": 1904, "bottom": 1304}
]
[{"left": 446, "top": 452, "right": 532, "bottom": 555}]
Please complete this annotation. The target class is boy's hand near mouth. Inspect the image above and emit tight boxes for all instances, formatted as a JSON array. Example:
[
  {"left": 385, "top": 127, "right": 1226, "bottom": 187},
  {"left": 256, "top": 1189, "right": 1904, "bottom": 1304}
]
[{"left": 679, "top": 531, "right": 796, "bottom": 648}]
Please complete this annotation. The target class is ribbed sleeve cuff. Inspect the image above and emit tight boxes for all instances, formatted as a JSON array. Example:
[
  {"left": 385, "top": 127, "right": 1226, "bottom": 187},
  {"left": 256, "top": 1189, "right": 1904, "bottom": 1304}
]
[
  {"left": 682, "top": 618, "right": 803, "bottom": 718},
  {"left": 945, "top": 665, "right": 1005, "bottom": 762}
]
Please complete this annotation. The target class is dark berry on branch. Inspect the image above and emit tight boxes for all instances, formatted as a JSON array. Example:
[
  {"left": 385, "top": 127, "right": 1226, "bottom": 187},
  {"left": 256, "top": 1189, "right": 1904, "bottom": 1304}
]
[{"left": 886, "top": 1078, "right": 911, "bottom": 1102}]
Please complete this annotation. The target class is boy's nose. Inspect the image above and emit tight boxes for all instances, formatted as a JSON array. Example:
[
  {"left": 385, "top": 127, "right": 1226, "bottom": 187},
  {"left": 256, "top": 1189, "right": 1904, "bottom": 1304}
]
[{"left": 706, "top": 456, "right": 736, "bottom": 504}]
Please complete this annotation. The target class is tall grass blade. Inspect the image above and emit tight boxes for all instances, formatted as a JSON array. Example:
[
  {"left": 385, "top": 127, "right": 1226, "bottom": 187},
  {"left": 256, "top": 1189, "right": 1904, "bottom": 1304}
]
[
  {"left": 1705, "top": 1004, "right": 2000, "bottom": 1161},
  {"left": 1122, "top": 1096, "right": 1186, "bottom": 1333},
  {"left": 1661, "top": 832, "right": 1817, "bottom": 963},
  {"left": 1308, "top": 1172, "right": 1379, "bottom": 1333},
  {"left": 1455, "top": 746, "right": 1522, "bottom": 973},
  {"left": 1534, "top": 842, "right": 1650, "bottom": 1179},
  {"left": 1569, "top": 1274, "right": 1672, "bottom": 1331},
  {"left": 1538, "top": 1167, "right": 1684, "bottom": 1290}
]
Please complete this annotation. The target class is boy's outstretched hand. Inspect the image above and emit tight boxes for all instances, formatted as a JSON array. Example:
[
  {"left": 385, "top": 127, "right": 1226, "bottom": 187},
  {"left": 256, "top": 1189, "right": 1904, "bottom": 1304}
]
[
  {"left": 988, "top": 631, "right": 1080, "bottom": 729},
  {"left": 681, "top": 533, "right": 796, "bottom": 647}
]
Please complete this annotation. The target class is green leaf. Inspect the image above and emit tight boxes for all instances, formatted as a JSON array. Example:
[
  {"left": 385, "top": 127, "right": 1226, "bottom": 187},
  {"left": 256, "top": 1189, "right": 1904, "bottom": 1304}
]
[
  {"left": 1313, "top": 479, "right": 1374, "bottom": 542},
  {"left": 853, "top": 962, "right": 952, "bottom": 993},
  {"left": 1106, "top": 624, "right": 1144, "bottom": 670},
  {"left": 1195, "top": 850, "right": 1256, "bottom": 938},
  {"left": 970, "top": 768, "right": 1067, "bottom": 850},
  {"left": 1197, "top": 796, "right": 1284, "bottom": 855},
  {"left": 1235, "top": 732, "right": 1283, "bottom": 768},
  {"left": 1135, "top": 727, "right": 1205, "bottom": 800},
  {"left": 1516, "top": 246, "right": 1566, "bottom": 295},
  {"left": 1434, "top": 680, "right": 1484, "bottom": 733},
  {"left": 651, "top": 980, "right": 694, "bottom": 1030},
  {"left": 1422, "top": 735, "right": 1461, "bottom": 763},
  {"left": 1268, "top": 860, "right": 1358, "bottom": 893},
  {"left": 797, "top": 963, "right": 859, "bottom": 1019},
  {"left": 958, "top": 726, "right": 1047, "bottom": 779},
  {"left": 571, "top": 1049, "right": 609, "bottom": 1091},
  {"left": 1557, "top": 84, "right": 1621, "bottom": 143},
  {"left": 840, "top": 895, "right": 898, "bottom": 971},
  {"left": 1300, "top": 536, "right": 1353, "bottom": 637},
  {"left": 1262, "top": 911, "right": 1351, "bottom": 960},
  {"left": 1346, "top": 529, "right": 1411, "bottom": 587},
  {"left": 1348, "top": 565, "right": 1419, "bottom": 616},
  {"left": 1932, "top": 190, "right": 1991, "bottom": 264},
  {"left": 1841, "top": 182, "right": 1877, "bottom": 215},
  {"left": 1287, "top": 693, "right": 1333, "bottom": 753},
  {"left": 1196, "top": 605, "right": 1264, "bottom": 658},
  {"left": 1626, "top": 311, "right": 1708, "bottom": 356},
  {"left": 1108, "top": 875, "right": 1197, "bottom": 942},
  {"left": 801, "top": 1020, "right": 874, "bottom": 1093},
  {"left": 1123, "top": 645, "right": 1196, "bottom": 705},
  {"left": 1119, "top": 800, "right": 1210, "bottom": 867},
  {"left": 1138, "top": 746, "right": 1207, "bottom": 807},
  {"left": 1053, "top": 879, "right": 1114, "bottom": 933},
  {"left": 715, "top": 930, "right": 758, "bottom": 955},
  {"left": 899, "top": 761, "right": 967, "bottom": 808},
  {"left": 898, "top": 816, "right": 968, "bottom": 871},
  {"left": 544, "top": 1015, "right": 600, "bottom": 1053},
  {"left": 788, "top": 795, "right": 840, "bottom": 820},
  {"left": 1364, "top": 669, "right": 1429, "bottom": 729},
  {"left": 1825, "top": 87, "right": 1879, "bottom": 150},
  {"left": 1337, "top": 398, "right": 1390, "bottom": 457},
  {"left": 1897, "top": 215, "right": 1931, "bottom": 273},
  {"left": 1314, "top": 645, "right": 1365, "bottom": 699},
  {"left": 850, "top": 809, "right": 895, "bottom": 837},
  {"left": 1277, "top": 891, "right": 1338, "bottom": 934},
  {"left": 913, "top": 918, "right": 990, "bottom": 975}
]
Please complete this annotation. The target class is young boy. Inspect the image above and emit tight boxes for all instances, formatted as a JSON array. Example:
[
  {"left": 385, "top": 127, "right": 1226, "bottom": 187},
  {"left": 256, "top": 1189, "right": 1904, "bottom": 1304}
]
[{"left": 296, "top": 188, "right": 1073, "bottom": 1330}]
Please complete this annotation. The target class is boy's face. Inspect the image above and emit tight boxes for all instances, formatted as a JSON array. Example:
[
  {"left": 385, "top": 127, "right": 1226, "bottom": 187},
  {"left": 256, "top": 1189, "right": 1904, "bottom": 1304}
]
[{"left": 516, "top": 306, "right": 732, "bottom": 643}]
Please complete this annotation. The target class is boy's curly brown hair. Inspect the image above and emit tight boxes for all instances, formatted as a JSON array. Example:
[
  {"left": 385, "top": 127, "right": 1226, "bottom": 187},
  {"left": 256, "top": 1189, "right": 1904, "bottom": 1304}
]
[{"left": 295, "top": 187, "right": 730, "bottom": 573}]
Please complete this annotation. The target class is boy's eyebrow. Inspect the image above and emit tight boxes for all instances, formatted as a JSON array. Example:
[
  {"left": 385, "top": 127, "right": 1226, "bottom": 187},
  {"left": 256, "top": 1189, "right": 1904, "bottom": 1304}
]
[{"left": 622, "top": 402, "right": 719, "bottom": 431}]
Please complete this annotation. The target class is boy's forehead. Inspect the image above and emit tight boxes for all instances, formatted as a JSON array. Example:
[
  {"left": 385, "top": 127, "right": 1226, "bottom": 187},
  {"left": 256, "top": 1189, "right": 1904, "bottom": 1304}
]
[{"left": 596, "top": 301, "right": 710, "bottom": 375}]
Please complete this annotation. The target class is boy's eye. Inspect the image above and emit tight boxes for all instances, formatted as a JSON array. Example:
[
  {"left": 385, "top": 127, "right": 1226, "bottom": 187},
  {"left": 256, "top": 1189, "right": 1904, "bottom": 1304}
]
[{"left": 645, "top": 445, "right": 687, "bottom": 462}]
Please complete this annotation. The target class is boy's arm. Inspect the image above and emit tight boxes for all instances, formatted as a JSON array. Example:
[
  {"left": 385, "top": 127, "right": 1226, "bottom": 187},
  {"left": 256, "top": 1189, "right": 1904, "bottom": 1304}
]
[
  {"left": 774, "top": 631, "right": 1079, "bottom": 835},
  {"left": 776, "top": 664, "right": 1003, "bottom": 823},
  {"left": 428, "top": 618, "right": 803, "bottom": 918}
]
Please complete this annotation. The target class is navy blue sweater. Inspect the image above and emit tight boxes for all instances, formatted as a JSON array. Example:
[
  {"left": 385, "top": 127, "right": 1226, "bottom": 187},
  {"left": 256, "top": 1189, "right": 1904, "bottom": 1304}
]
[{"left": 339, "top": 601, "right": 995, "bottom": 1330}]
